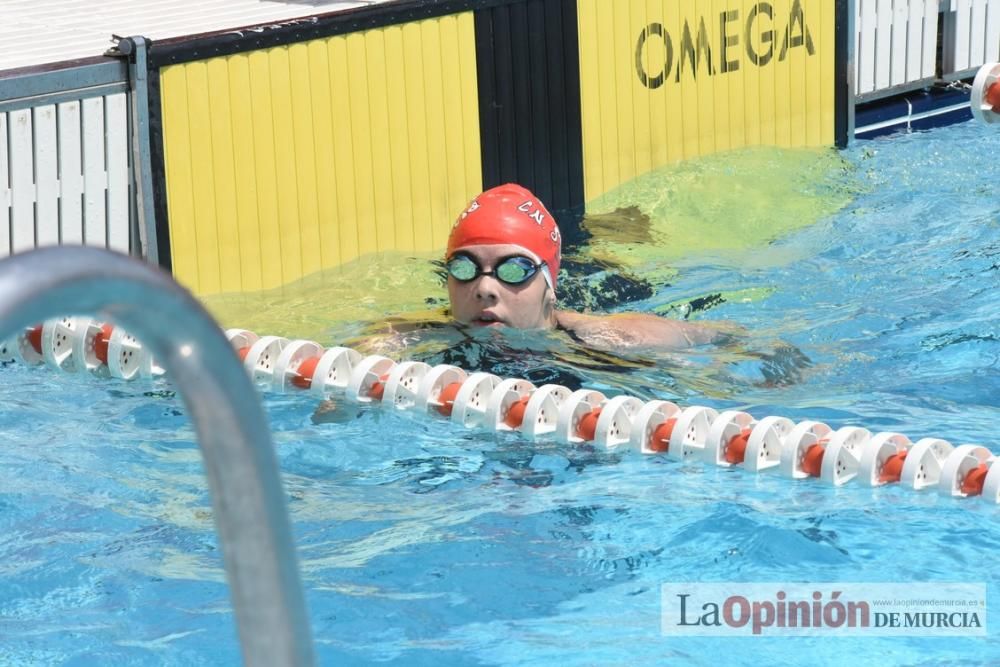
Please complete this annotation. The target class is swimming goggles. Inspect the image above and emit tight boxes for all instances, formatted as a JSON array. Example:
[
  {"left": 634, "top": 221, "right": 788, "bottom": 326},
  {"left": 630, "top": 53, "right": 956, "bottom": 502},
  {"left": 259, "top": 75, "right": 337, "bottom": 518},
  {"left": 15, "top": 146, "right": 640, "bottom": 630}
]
[{"left": 446, "top": 253, "right": 545, "bottom": 286}]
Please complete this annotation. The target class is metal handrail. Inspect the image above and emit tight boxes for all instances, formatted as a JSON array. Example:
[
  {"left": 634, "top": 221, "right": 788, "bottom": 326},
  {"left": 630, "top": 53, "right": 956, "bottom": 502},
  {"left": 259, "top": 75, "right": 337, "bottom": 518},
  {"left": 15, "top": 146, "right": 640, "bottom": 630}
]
[{"left": 0, "top": 247, "right": 314, "bottom": 666}]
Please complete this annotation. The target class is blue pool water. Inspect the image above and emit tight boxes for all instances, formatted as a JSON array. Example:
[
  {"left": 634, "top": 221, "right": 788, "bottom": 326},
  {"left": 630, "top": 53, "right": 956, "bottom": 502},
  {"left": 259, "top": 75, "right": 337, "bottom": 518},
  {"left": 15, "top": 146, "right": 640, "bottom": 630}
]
[{"left": 2, "top": 120, "right": 1000, "bottom": 665}]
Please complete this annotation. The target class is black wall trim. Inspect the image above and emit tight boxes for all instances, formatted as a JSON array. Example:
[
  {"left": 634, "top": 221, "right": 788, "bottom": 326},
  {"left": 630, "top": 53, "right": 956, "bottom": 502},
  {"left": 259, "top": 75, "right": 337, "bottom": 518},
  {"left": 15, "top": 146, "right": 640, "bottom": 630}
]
[
  {"left": 146, "top": 68, "right": 173, "bottom": 272},
  {"left": 834, "top": 0, "right": 849, "bottom": 148},
  {"left": 474, "top": 0, "right": 585, "bottom": 224},
  {"left": 149, "top": 0, "right": 515, "bottom": 67}
]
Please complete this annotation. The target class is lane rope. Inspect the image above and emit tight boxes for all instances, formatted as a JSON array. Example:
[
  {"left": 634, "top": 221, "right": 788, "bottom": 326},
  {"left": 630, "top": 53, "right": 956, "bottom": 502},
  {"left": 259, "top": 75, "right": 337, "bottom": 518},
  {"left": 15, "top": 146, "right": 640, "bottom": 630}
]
[{"left": 4, "top": 319, "right": 998, "bottom": 504}]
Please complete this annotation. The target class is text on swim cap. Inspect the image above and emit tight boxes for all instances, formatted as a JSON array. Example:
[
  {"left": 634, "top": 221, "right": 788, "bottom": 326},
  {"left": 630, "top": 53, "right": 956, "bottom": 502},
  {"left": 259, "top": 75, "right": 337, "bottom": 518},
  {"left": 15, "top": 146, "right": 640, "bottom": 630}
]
[
  {"left": 517, "top": 200, "right": 560, "bottom": 246},
  {"left": 516, "top": 200, "right": 546, "bottom": 226},
  {"left": 459, "top": 200, "right": 480, "bottom": 222}
]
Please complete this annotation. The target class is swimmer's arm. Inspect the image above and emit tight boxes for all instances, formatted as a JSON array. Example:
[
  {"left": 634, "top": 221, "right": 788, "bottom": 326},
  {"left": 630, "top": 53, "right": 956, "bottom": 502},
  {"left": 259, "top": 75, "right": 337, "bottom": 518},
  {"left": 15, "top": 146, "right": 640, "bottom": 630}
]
[
  {"left": 351, "top": 312, "right": 454, "bottom": 357},
  {"left": 555, "top": 311, "right": 740, "bottom": 350},
  {"left": 350, "top": 321, "right": 416, "bottom": 357},
  {"left": 312, "top": 398, "right": 362, "bottom": 424}
]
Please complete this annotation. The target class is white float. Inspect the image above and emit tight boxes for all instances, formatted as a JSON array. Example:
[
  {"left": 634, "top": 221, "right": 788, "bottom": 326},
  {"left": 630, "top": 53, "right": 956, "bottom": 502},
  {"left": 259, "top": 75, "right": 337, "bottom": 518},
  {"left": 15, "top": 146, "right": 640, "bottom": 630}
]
[
  {"left": 780, "top": 421, "right": 832, "bottom": 479},
  {"left": 345, "top": 355, "right": 396, "bottom": 403},
  {"left": 857, "top": 432, "right": 911, "bottom": 487},
  {"left": 521, "top": 384, "right": 572, "bottom": 439},
  {"left": 743, "top": 416, "right": 793, "bottom": 473},
  {"left": 555, "top": 389, "right": 607, "bottom": 444},
  {"left": 900, "top": 438, "right": 955, "bottom": 490},
  {"left": 271, "top": 340, "right": 325, "bottom": 392},
  {"left": 382, "top": 360, "right": 431, "bottom": 409},
  {"left": 308, "top": 347, "right": 362, "bottom": 395},
  {"left": 592, "top": 395, "right": 644, "bottom": 449},
  {"left": 938, "top": 444, "right": 994, "bottom": 498},
  {"left": 665, "top": 406, "right": 719, "bottom": 462},
  {"left": 483, "top": 378, "right": 536, "bottom": 431},
  {"left": 242, "top": 335, "right": 289, "bottom": 385},
  {"left": 818, "top": 427, "right": 871, "bottom": 486},
  {"left": 451, "top": 372, "right": 502, "bottom": 428},
  {"left": 703, "top": 410, "right": 755, "bottom": 467},
  {"left": 971, "top": 62, "right": 1000, "bottom": 125},
  {"left": 627, "top": 400, "right": 681, "bottom": 454},
  {"left": 415, "top": 364, "right": 468, "bottom": 414}
]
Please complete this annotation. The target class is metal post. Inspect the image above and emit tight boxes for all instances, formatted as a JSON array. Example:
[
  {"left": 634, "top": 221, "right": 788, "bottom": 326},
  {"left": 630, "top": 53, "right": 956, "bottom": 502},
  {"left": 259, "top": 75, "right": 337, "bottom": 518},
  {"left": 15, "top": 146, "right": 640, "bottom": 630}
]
[
  {"left": 119, "top": 37, "right": 161, "bottom": 265},
  {"left": 846, "top": 0, "right": 857, "bottom": 144},
  {"left": 0, "top": 247, "right": 314, "bottom": 666}
]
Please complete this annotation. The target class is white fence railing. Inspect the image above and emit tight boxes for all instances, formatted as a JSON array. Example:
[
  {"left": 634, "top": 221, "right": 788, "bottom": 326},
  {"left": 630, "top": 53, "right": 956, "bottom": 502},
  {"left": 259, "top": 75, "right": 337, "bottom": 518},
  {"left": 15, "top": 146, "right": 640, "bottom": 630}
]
[
  {"left": 856, "top": 0, "right": 1000, "bottom": 99},
  {"left": 942, "top": 0, "right": 1000, "bottom": 75},
  {"left": 1, "top": 81, "right": 131, "bottom": 258},
  {"left": 856, "top": 0, "right": 940, "bottom": 98}
]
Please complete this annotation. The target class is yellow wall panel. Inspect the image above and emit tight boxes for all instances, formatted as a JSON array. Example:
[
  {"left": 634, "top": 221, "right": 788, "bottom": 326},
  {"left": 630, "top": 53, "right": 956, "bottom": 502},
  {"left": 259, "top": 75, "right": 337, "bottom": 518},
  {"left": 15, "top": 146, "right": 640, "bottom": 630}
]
[
  {"left": 419, "top": 22, "right": 450, "bottom": 252},
  {"left": 578, "top": 0, "right": 836, "bottom": 202},
  {"left": 228, "top": 55, "right": 264, "bottom": 291},
  {"left": 810, "top": 0, "right": 837, "bottom": 145},
  {"left": 186, "top": 62, "right": 219, "bottom": 293},
  {"left": 774, "top": 0, "right": 792, "bottom": 146},
  {"left": 364, "top": 30, "right": 396, "bottom": 253},
  {"left": 289, "top": 42, "right": 323, "bottom": 281},
  {"left": 401, "top": 22, "right": 433, "bottom": 253},
  {"left": 160, "top": 66, "right": 198, "bottom": 290},
  {"left": 440, "top": 15, "right": 475, "bottom": 250},
  {"left": 160, "top": 14, "right": 482, "bottom": 295},
  {"left": 268, "top": 48, "right": 305, "bottom": 287},
  {"left": 577, "top": 0, "right": 602, "bottom": 202},
  {"left": 327, "top": 37, "right": 360, "bottom": 267},
  {"left": 595, "top": 0, "right": 620, "bottom": 194},
  {"left": 383, "top": 25, "right": 415, "bottom": 252},
  {"left": 304, "top": 40, "right": 338, "bottom": 271},
  {"left": 455, "top": 17, "right": 483, "bottom": 220},
  {"left": 246, "top": 50, "right": 283, "bottom": 291},
  {"left": 205, "top": 58, "right": 242, "bottom": 294},
  {"left": 615, "top": 3, "right": 638, "bottom": 180}
]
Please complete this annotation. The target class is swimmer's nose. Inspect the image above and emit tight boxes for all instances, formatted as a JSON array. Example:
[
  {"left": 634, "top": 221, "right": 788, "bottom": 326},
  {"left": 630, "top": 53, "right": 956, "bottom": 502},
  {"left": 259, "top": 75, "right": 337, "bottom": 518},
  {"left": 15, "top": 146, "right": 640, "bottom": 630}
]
[{"left": 474, "top": 275, "right": 501, "bottom": 301}]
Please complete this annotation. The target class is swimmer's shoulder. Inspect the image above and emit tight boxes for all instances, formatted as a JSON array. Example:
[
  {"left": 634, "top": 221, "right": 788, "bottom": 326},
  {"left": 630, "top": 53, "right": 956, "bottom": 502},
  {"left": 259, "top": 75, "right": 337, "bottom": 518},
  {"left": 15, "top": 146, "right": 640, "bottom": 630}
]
[
  {"left": 349, "top": 310, "right": 457, "bottom": 355},
  {"left": 554, "top": 309, "right": 739, "bottom": 350}
]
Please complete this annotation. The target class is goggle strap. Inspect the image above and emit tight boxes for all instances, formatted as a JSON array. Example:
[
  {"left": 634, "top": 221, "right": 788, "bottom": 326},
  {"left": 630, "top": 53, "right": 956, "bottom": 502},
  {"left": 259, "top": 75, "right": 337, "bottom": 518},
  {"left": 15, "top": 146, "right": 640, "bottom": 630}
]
[{"left": 540, "top": 265, "right": 554, "bottom": 291}]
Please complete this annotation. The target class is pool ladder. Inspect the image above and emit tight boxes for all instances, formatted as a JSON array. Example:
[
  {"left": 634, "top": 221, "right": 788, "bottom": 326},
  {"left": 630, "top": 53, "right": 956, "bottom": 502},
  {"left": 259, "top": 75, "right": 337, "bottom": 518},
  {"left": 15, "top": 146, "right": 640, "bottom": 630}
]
[{"left": 0, "top": 247, "right": 314, "bottom": 666}]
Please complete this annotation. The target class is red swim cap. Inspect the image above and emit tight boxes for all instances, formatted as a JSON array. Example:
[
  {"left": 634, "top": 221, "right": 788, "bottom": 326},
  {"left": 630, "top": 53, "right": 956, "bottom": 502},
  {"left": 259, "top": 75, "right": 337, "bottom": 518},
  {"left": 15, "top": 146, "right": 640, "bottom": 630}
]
[{"left": 446, "top": 184, "right": 561, "bottom": 289}]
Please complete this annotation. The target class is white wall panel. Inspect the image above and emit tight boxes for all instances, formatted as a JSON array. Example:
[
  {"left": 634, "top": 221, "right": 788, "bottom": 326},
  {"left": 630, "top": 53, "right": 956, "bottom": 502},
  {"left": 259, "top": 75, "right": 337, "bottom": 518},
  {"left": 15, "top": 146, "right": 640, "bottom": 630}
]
[
  {"left": 859, "top": 0, "right": 879, "bottom": 94},
  {"left": 943, "top": 0, "right": 1000, "bottom": 75},
  {"left": 922, "top": 0, "right": 939, "bottom": 78},
  {"left": 0, "top": 114, "right": 9, "bottom": 256},
  {"left": 1, "top": 92, "right": 131, "bottom": 258},
  {"left": 9, "top": 109, "right": 34, "bottom": 253},
  {"left": 891, "top": 0, "right": 909, "bottom": 85},
  {"left": 987, "top": 0, "right": 1000, "bottom": 60},
  {"left": 34, "top": 105, "right": 59, "bottom": 247},
  {"left": 57, "top": 101, "right": 84, "bottom": 246},
  {"left": 82, "top": 97, "right": 108, "bottom": 248},
  {"left": 971, "top": 0, "right": 988, "bottom": 65},
  {"left": 105, "top": 93, "right": 129, "bottom": 253},
  {"left": 857, "top": 0, "right": 941, "bottom": 97},
  {"left": 876, "top": 0, "right": 894, "bottom": 89}
]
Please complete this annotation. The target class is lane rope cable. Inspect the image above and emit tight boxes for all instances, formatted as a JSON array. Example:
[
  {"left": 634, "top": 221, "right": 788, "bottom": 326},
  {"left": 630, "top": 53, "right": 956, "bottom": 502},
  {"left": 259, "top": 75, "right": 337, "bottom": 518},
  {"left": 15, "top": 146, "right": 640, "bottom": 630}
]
[{"left": 4, "top": 318, "right": 998, "bottom": 505}]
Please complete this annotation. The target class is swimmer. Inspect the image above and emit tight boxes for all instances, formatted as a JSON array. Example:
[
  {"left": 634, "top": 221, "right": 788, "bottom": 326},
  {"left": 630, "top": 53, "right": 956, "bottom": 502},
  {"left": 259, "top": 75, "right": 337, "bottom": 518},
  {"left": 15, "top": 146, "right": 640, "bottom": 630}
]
[
  {"left": 313, "top": 184, "right": 761, "bottom": 424},
  {"left": 444, "top": 183, "right": 731, "bottom": 350}
]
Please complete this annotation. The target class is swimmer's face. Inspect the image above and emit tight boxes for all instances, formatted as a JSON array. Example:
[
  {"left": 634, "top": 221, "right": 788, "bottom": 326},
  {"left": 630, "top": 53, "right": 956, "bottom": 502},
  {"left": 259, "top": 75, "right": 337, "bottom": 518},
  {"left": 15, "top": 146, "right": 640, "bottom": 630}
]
[{"left": 447, "top": 244, "right": 556, "bottom": 330}]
